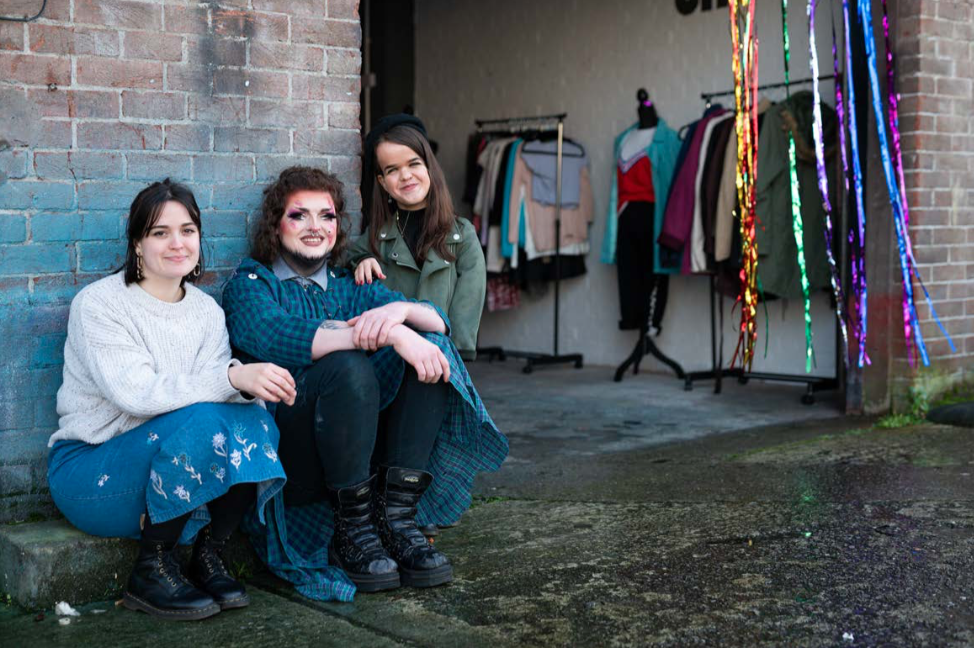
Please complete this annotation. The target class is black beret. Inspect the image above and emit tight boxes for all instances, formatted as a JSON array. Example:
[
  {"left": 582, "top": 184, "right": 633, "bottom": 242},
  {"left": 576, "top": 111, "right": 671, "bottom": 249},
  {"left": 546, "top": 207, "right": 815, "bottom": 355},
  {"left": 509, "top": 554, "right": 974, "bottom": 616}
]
[{"left": 361, "top": 113, "right": 428, "bottom": 218}]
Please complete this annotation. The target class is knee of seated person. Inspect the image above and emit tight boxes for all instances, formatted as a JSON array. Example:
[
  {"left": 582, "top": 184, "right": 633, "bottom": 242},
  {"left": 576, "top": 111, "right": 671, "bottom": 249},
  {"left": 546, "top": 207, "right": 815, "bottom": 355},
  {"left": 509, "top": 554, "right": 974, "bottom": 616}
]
[{"left": 308, "top": 350, "right": 379, "bottom": 399}]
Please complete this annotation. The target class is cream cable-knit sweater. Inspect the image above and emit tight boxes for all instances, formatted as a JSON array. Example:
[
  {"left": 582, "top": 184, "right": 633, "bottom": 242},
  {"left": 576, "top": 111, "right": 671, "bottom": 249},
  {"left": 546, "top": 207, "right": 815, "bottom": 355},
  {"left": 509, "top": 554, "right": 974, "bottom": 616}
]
[{"left": 49, "top": 272, "right": 248, "bottom": 447}]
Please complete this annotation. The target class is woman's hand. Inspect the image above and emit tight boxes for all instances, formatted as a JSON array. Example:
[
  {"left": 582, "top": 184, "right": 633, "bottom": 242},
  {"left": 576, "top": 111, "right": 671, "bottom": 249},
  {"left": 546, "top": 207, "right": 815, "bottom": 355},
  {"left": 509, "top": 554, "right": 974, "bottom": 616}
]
[
  {"left": 347, "top": 302, "right": 410, "bottom": 351},
  {"left": 354, "top": 258, "right": 386, "bottom": 285},
  {"left": 388, "top": 327, "right": 451, "bottom": 384},
  {"left": 228, "top": 362, "right": 296, "bottom": 406}
]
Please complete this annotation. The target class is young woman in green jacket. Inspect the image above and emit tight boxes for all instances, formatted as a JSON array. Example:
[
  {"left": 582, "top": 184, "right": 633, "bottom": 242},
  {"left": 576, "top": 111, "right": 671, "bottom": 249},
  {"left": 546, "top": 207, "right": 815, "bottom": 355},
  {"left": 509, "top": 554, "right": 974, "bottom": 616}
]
[{"left": 348, "top": 114, "right": 486, "bottom": 361}]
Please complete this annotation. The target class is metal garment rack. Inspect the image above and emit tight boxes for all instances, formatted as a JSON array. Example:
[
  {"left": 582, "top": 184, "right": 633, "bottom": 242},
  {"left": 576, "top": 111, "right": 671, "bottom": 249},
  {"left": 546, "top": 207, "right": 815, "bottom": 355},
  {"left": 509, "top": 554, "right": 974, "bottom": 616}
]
[
  {"left": 474, "top": 112, "right": 583, "bottom": 374},
  {"left": 676, "top": 76, "right": 842, "bottom": 404}
]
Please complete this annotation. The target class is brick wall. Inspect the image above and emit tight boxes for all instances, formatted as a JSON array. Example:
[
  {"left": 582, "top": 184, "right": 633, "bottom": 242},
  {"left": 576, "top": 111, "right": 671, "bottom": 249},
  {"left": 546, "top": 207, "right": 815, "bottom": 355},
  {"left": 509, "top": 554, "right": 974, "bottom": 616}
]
[
  {"left": 0, "top": 0, "right": 362, "bottom": 522},
  {"left": 892, "top": 0, "right": 973, "bottom": 403}
]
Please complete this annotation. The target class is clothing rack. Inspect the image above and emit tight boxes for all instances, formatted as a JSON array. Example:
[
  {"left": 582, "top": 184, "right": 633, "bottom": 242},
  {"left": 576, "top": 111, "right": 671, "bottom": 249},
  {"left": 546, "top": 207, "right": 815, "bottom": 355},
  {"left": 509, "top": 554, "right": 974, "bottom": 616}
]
[
  {"left": 474, "top": 113, "right": 584, "bottom": 374},
  {"left": 681, "top": 78, "right": 842, "bottom": 404}
]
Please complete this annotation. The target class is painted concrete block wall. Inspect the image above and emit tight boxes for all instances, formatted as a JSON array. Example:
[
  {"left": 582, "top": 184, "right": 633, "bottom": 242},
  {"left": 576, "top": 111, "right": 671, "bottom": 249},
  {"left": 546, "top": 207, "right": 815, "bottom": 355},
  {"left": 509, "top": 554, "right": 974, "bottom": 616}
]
[
  {"left": 891, "top": 0, "right": 974, "bottom": 399},
  {"left": 415, "top": 0, "right": 849, "bottom": 375},
  {"left": 0, "top": 0, "right": 362, "bottom": 522}
]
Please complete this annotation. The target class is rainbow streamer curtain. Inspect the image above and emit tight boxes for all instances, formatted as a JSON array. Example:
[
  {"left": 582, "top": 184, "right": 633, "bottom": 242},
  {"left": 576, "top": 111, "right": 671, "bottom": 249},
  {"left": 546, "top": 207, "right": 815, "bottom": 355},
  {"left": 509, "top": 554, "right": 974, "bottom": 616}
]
[{"left": 728, "top": 0, "right": 761, "bottom": 370}]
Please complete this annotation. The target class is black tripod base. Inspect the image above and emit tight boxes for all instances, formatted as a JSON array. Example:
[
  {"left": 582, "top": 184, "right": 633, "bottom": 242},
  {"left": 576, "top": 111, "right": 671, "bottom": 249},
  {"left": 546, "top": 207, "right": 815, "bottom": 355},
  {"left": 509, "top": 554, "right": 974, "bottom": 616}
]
[{"left": 613, "top": 329, "right": 686, "bottom": 383}]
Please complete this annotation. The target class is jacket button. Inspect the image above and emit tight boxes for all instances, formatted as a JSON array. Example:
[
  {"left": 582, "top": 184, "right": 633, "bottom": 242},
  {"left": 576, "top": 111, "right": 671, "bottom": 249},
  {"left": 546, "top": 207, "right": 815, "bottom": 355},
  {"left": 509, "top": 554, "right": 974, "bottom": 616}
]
[
  {"left": 392, "top": 252, "right": 398, "bottom": 258},
  {"left": 380, "top": 232, "right": 387, "bottom": 238},
  {"left": 248, "top": 273, "right": 257, "bottom": 280},
  {"left": 453, "top": 233, "right": 460, "bottom": 240},
  {"left": 444, "top": 261, "right": 450, "bottom": 265}
]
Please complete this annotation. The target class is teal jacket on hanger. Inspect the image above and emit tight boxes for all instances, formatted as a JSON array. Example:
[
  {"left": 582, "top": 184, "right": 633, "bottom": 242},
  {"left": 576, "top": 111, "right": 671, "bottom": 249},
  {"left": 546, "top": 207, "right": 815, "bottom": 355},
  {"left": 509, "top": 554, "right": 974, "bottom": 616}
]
[{"left": 601, "top": 119, "right": 681, "bottom": 274}]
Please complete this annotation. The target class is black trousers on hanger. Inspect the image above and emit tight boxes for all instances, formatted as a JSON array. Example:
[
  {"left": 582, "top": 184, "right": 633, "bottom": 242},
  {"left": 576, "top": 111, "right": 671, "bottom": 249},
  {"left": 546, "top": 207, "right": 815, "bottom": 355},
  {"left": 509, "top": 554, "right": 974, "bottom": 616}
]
[{"left": 616, "top": 201, "right": 669, "bottom": 331}]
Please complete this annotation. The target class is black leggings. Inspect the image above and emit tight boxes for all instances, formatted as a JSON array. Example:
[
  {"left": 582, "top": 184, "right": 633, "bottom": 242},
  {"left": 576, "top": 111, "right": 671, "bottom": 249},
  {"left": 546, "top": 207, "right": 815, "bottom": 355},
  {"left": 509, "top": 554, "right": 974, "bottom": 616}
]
[
  {"left": 616, "top": 201, "right": 669, "bottom": 331},
  {"left": 274, "top": 350, "right": 448, "bottom": 505},
  {"left": 142, "top": 483, "right": 255, "bottom": 544}
]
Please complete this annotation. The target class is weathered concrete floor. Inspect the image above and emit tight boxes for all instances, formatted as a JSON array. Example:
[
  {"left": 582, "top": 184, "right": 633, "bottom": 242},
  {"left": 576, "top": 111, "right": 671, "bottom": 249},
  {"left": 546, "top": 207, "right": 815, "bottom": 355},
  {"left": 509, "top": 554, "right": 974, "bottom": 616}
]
[{"left": 4, "top": 364, "right": 974, "bottom": 646}]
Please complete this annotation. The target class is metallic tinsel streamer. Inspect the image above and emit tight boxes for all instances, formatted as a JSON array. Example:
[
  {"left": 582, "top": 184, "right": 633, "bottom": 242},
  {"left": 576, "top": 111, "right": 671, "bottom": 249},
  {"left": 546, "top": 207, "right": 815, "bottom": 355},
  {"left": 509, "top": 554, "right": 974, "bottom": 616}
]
[
  {"left": 808, "top": 0, "right": 850, "bottom": 368},
  {"left": 781, "top": 0, "right": 815, "bottom": 373},
  {"left": 843, "top": 0, "right": 869, "bottom": 368},
  {"left": 729, "top": 0, "right": 760, "bottom": 370},
  {"left": 857, "top": 0, "right": 955, "bottom": 365}
]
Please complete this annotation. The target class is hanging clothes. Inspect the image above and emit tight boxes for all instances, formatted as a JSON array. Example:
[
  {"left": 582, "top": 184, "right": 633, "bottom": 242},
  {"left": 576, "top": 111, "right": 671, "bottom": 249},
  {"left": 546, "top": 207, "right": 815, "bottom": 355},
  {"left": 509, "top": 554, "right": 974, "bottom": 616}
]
[
  {"left": 690, "top": 111, "right": 735, "bottom": 272},
  {"left": 600, "top": 118, "right": 681, "bottom": 273},
  {"left": 754, "top": 90, "right": 838, "bottom": 299}
]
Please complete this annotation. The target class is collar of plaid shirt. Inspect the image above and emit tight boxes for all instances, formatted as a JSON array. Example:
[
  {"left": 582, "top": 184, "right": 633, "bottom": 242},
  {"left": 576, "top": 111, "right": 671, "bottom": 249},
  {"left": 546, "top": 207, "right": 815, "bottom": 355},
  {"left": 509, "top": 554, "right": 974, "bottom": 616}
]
[{"left": 272, "top": 256, "right": 329, "bottom": 291}]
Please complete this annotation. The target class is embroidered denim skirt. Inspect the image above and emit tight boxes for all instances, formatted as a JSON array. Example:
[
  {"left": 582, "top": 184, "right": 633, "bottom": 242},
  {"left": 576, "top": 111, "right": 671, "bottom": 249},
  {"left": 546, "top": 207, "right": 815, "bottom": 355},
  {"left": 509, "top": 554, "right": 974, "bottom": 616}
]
[{"left": 48, "top": 402, "right": 286, "bottom": 545}]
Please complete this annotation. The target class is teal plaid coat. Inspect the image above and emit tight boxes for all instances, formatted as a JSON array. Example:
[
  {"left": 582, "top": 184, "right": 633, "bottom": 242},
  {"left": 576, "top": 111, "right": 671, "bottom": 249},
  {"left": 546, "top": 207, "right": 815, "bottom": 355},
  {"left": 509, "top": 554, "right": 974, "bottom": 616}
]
[{"left": 223, "top": 257, "right": 508, "bottom": 601}]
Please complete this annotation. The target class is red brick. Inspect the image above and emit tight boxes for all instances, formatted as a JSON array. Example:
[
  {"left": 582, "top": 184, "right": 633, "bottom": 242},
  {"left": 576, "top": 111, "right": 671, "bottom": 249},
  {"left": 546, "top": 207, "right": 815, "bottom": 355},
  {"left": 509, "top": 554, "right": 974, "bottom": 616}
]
[
  {"left": 931, "top": 264, "right": 966, "bottom": 281},
  {"left": 329, "top": 102, "right": 359, "bottom": 129},
  {"left": 932, "top": 227, "right": 967, "bottom": 245},
  {"left": 165, "top": 125, "right": 212, "bottom": 152},
  {"left": 123, "top": 31, "right": 183, "bottom": 62},
  {"left": 28, "top": 89, "right": 118, "bottom": 119},
  {"left": 326, "top": 48, "right": 360, "bottom": 75},
  {"left": 78, "top": 122, "right": 163, "bottom": 150},
  {"left": 167, "top": 64, "right": 211, "bottom": 93},
  {"left": 913, "top": 244, "right": 949, "bottom": 264},
  {"left": 76, "top": 56, "right": 163, "bottom": 89},
  {"left": 121, "top": 91, "right": 186, "bottom": 120},
  {"left": 900, "top": 74, "right": 936, "bottom": 95},
  {"left": 164, "top": 4, "right": 209, "bottom": 35},
  {"left": 250, "top": 42, "right": 323, "bottom": 72},
  {"left": 184, "top": 36, "right": 246, "bottom": 67},
  {"left": 952, "top": 246, "right": 974, "bottom": 262},
  {"left": 252, "top": 0, "right": 324, "bottom": 16},
  {"left": 0, "top": 52, "right": 70, "bottom": 86},
  {"left": 247, "top": 11, "right": 289, "bottom": 42},
  {"left": 292, "top": 18, "right": 361, "bottom": 48},
  {"left": 292, "top": 75, "right": 359, "bottom": 101},
  {"left": 936, "top": 77, "right": 972, "bottom": 97},
  {"left": 294, "top": 129, "right": 361, "bottom": 155},
  {"left": 0, "top": 0, "right": 70, "bottom": 22},
  {"left": 29, "top": 24, "right": 119, "bottom": 56},
  {"left": 210, "top": 8, "right": 290, "bottom": 39},
  {"left": 0, "top": 20, "right": 24, "bottom": 50},
  {"left": 250, "top": 99, "right": 324, "bottom": 129},
  {"left": 213, "top": 68, "right": 288, "bottom": 98},
  {"left": 186, "top": 95, "right": 246, "bottom": 125},
  {"left": 75, "top": 0, "right": 162, "bottom": 30},
  {"left": 328, "top": 0, "right": 359, "bottom": 19},
  {"left": 328, "top": 155, "right": 361, "bottom": 183},
  {"left": 33, "top": 119, "right": 72, "bottom": 148},
  {"left": 213, "top": 127, "right": 289, "bottom": 154}
]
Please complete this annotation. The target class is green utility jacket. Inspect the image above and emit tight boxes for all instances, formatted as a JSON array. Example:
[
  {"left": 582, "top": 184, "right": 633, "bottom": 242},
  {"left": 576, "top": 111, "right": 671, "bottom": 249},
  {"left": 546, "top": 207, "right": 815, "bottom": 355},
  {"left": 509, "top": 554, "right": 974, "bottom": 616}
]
[{"left": 347, "top": 217, "right": 486, "bottom": 360}]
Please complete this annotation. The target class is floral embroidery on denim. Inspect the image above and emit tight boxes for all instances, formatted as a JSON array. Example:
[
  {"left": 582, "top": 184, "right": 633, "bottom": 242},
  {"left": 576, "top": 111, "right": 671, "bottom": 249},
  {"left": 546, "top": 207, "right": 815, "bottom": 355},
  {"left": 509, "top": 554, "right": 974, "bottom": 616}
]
[
  {"left": 173, "top": 485, "right": 191, "bottom": 503},
  {"left": 97, "top": 474, "right": 109, "bottom": 487},
  {"left": 210, "top": 463, "right": 226, "bottom": 483},
  {"left": 212, "top": 432, "right": 228, "bottom": 458},
  {"left": 175, "top": 453, "right": 203, "bottom": 485},
  {"left": 261, "top": 420, "right": 270, "bottom": 434},
  {"left": 146, "top": 432, "right": 159, "bottom": 444},
  {"left": 230, "top": 450, "right": 242, "bottom": 470},
  {"left": 233, "top": 425, "right": 257, "bottom": 461},
  {"left": 263, "top": 443, "right": 278, "bottom": 463},
  {"left": 150, "top": 471, "right": 167, "bottom": 500}
]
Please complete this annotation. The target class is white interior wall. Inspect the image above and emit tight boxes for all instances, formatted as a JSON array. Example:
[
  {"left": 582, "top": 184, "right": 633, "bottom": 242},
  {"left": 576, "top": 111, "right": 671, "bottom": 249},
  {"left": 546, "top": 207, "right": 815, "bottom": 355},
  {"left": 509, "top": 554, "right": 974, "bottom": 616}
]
[{"left": 415, "top": 0, "right": 841, "bottom": 375}]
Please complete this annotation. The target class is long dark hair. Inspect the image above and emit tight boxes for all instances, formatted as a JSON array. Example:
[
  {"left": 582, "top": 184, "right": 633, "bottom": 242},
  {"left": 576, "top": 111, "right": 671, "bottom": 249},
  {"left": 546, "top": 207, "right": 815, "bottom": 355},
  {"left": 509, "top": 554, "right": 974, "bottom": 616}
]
[
  {"left": 251, "top": 166, "right": 350, "bottom": 266},
  {"left": 367, "top": 125, "right": 456, "bottom": 263},
  {"left": 121, "top": 179, "right": 203, "bottom": 286}
]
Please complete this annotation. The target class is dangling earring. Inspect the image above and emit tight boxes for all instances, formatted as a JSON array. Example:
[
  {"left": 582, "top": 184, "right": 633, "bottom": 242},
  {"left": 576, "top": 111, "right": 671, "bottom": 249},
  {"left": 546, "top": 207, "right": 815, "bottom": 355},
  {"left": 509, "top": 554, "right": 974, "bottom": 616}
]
[
  {"left": 136, "top": 254, "right": 144, "bottom": 281},
  {"left": 191, "top": 263, "right": 201, "bottom": 278}
]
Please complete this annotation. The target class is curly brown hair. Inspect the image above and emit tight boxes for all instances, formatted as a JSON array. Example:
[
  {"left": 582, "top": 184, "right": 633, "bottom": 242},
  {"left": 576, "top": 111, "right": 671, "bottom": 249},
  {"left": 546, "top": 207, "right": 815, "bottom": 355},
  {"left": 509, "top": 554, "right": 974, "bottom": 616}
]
[{"left": 251, "top": 166, "right": 350, "bottom": 266}]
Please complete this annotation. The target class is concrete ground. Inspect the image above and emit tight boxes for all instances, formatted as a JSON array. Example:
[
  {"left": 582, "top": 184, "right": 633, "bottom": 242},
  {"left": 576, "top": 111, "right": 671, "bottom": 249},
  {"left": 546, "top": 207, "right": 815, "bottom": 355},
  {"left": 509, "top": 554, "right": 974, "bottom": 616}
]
[{"left": 4, "top": 362, "right": 974, "bottom": 647}]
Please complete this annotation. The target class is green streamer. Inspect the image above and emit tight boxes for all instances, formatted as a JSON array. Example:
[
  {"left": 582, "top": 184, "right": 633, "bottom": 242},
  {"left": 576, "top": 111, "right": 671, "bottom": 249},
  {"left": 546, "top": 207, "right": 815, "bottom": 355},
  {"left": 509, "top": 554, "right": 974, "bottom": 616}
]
[{"left": 781, "top": 0, "right": 815, "bottom": 372}]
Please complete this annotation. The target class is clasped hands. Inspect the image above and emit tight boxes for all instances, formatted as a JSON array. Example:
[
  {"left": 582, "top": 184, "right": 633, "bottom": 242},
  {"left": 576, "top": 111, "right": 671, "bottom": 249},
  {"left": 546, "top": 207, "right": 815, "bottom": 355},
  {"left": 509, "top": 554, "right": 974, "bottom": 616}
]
[{"left": 347, "top": 303, "right": 451, "bottom": 384}]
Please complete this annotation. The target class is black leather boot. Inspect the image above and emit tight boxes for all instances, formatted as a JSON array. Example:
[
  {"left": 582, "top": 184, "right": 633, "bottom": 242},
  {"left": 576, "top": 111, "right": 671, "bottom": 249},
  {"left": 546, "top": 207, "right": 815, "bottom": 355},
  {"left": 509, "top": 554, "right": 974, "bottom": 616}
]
[
  {"left": 375, "top": 466, "right": 453, "bottom": 588},
  {"left": 188, "top": 526, "right": 250, "bottom": 610},
  {"left": 327, "top": 475, "right": 400, "bottom": 592},
  {"left": 123, "top": 538, "right": 221, "bottom": 621}
]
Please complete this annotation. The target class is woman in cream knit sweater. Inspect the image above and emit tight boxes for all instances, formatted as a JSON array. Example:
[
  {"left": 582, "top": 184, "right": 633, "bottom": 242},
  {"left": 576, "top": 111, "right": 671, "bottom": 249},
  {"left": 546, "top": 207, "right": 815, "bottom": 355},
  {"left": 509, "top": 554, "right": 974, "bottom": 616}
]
[{"left": 48, "top": 180, "right": 292, "bottom": 621}]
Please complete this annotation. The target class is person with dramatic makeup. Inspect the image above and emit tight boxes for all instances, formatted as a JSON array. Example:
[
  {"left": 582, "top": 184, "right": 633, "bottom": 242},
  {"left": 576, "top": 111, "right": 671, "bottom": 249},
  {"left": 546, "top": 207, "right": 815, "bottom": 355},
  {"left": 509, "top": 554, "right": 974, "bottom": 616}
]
[
  {"left": 47, "top": 179, "right": 290, "bottom": 621},
  {"left": 349, "top": 113, "right": 486, "bottom": 363},
  {"left": 221, "top": 167, "right": 507, "bottom": 601}
]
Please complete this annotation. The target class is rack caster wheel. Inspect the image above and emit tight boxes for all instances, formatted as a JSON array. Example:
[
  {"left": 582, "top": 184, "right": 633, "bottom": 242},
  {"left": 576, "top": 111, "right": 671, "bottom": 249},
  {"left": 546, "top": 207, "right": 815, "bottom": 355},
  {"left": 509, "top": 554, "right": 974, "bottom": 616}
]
[
  {"left": 684, "top": 379, "right": 693, "bottom": 391},
  {"left": 574, "top": 359, "right": 583, "bottom": 369},
  {"left": 801, "top": 393, "right": 815, "bottom": 405},
  {"left": 522, "top": 364, "right": 534, "bottom": 375},
  {"left": 738, "top": 376, "right": 749, "bottom": 385}
]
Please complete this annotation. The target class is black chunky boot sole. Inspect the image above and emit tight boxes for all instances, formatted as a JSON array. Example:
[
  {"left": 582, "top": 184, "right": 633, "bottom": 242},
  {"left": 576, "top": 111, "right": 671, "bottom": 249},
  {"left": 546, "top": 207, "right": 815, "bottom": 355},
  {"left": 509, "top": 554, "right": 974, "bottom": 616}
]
[
  {"left": 122, "top": 592, "right": 221, "bottom": 621},
  {"left": 328, "top": 547, "right": 400, "bottom": 592},
  {"left": 400, "top": 563, "right": 453, "bottom": 588},
  {"left": 215, "top": 593, "right": 251, "bottom": 610}
]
